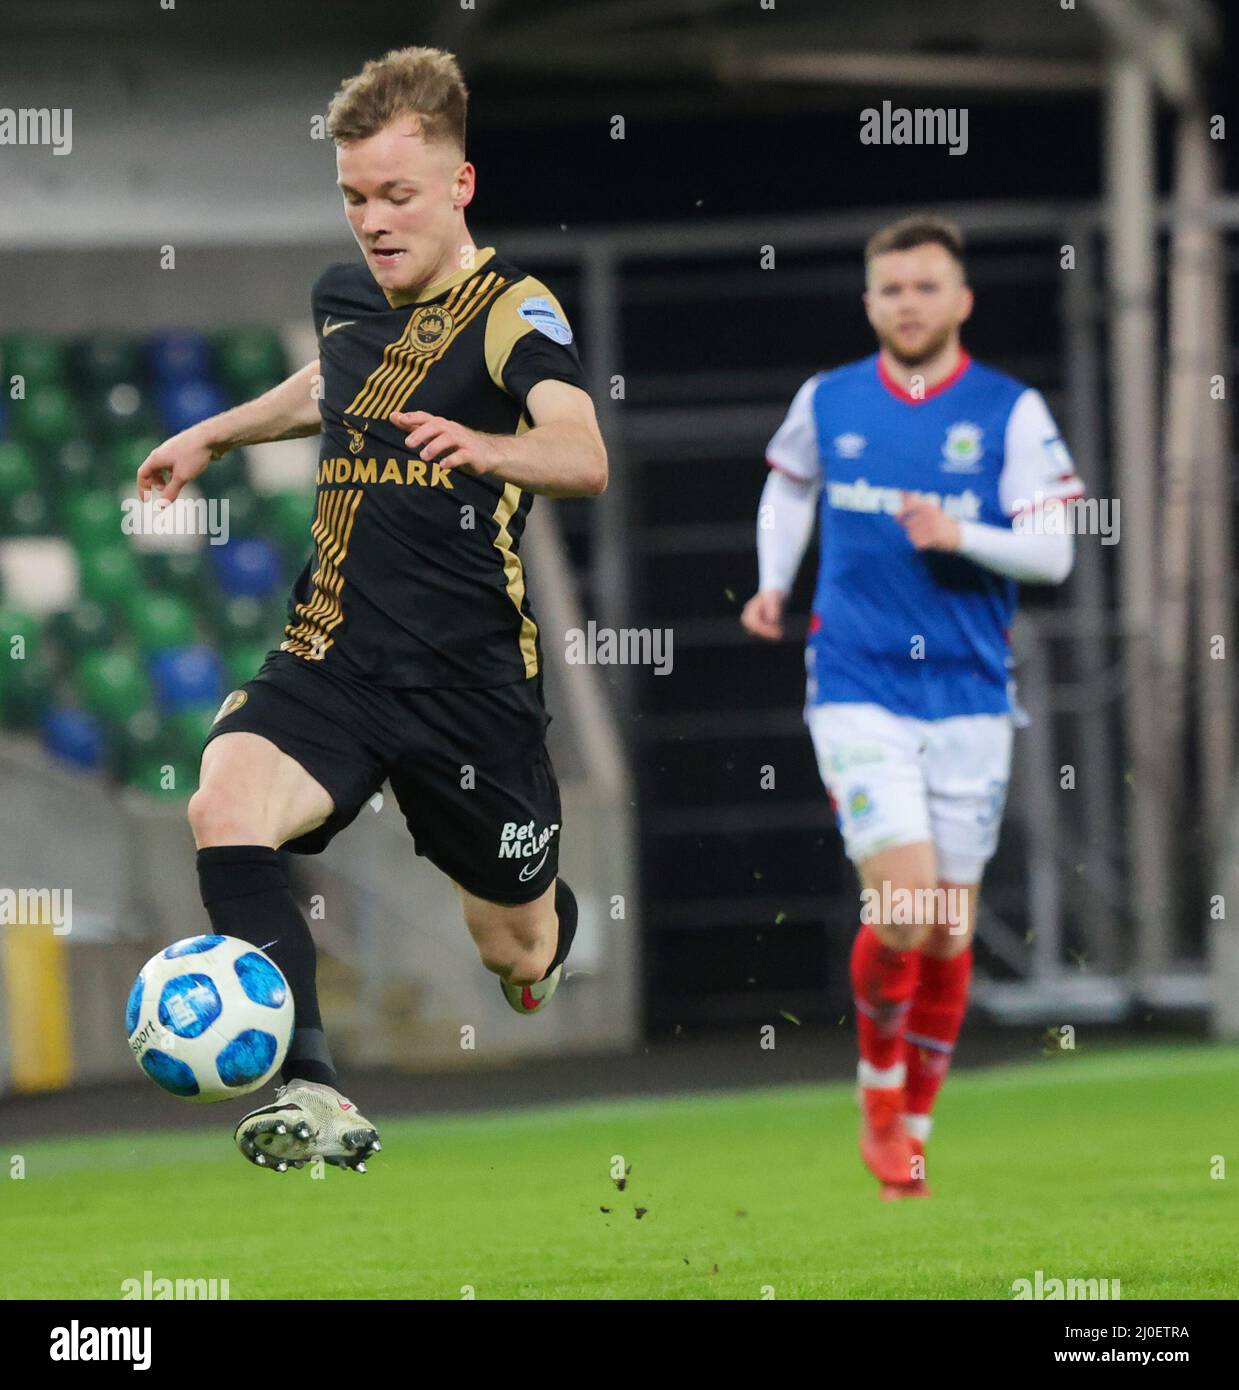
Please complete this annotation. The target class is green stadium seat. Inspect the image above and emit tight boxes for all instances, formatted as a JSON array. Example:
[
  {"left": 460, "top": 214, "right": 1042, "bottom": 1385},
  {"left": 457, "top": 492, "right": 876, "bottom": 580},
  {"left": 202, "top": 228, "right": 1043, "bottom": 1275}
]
[
  {"left": 2, "top": 334, "right": 67, "bottom": 388},
  {"left": 76, "top": 648, "right": 150, "bottom": 723},
  {"left": 78, "top": 543, "right": 142, "bottom": 610},
  {"left": 214, "top": 594, "right": 284, "bottom": 650},
  {"left": 140, "top": 549, "right": 209, "bottom": 599},
  {"left": 0, "top": 441, "right": 37, "bottom": 497},
  {"left": 167, "top": 703, "right": 217, "bottom": 762},
  {"left": 196, "top": 451, "right": 248, "bottom": 497},
  {"left": 223, "top": 642, "right": 269, "bottom": 689},
  {"left": 90, "top": 383, "right": 157, "bottom": 443},
  {"left": 127, "top": 592, "right": 196, "bottom": 654},
  {"left": 126, "top": 756, "right": 194, "bottom": 798},
  {"left": 266, "top": 490, "right": 315, "bottom": 558},
  {"left": 214, "top": 329, "right": 286, "bottom": 398},
  {"left": 50, "top": 600, "right": 115, "bottom": 657},
  {"left": 10, "top": 384, "right": 79, "bottom": 448},
  {"left": 72, "top": 336, "right": 144, "bottom": 391},
  {"left": 109, "top": 705, "right": 165, "bottom": 778},
  {"left": 0, "top": 658, "right": 53, "bottom": 727},
  {"left": 50, "top": 440, "right": 106, "bottom": 503},
  {"left": 0, "top": 605, "right": 41, "bottom": 664},
  {"left": 0, "top": 489, "right": 54, "bottom": 536},
  {"left": 108, "top": 436, "right": 161, "bottom": 490},
  {"left": 65, "top": 490, "right": 122, "bottom": 551}
]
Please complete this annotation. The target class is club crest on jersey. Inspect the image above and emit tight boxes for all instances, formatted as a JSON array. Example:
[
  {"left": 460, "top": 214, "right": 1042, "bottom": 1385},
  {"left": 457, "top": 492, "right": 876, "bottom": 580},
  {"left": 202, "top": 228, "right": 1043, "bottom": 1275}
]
[
  {"left": 834, "top": 432, "right": 867, "bottom": 459},
  {"left": 941, "top": 421, "right": 983, "bottom": 472},
  {"left": 848, "top": 787, "right": 875, "bottom": 821},
  {"left": 344, "top": 421, "right": 366, "bottom": 454},
  {"left": 409, "top": 304, "right": 454, "bottom": 353}
]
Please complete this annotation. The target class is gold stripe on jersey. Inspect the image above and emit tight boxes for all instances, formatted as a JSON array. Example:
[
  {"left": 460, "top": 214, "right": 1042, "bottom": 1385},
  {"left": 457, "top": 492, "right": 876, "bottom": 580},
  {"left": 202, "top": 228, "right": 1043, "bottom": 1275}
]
[
  {"left": 282, "top": 488, "right": 364, "bottom": 660},
  {"left": 484, "top": 277, "right": 574, "bottom": 393},
  {"left": 346, "top": 271, "right": 510, "bottom": 424},
  {"left": 492, "top": 480, "right": 538, "bottom": 679}
]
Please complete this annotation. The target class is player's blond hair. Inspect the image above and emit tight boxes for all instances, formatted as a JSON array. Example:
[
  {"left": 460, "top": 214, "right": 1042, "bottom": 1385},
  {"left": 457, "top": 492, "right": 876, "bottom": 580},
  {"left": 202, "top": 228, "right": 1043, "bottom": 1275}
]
[
  {"left": 326, "top": 46, "right": 468, "bottom": 152},
  {"left": 865, "top": 214, "right": 966, "bottom": 274}
]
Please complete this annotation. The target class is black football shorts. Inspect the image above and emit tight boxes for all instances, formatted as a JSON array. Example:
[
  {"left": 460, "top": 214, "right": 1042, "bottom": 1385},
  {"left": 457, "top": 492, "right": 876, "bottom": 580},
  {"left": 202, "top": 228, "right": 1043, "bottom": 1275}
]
[{"left": 202, "top": 650, "right": 561, "bottom": 905}]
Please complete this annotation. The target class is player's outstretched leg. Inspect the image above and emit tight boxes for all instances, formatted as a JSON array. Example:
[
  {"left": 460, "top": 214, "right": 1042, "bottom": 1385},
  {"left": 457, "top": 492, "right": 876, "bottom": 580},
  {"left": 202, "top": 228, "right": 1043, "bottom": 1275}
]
[
  {"left": 190, "top": 729, "right": 381, "bottom": 1173},
  {"left": 458, "top": 877, "right": 578, "bottom": 1016}
]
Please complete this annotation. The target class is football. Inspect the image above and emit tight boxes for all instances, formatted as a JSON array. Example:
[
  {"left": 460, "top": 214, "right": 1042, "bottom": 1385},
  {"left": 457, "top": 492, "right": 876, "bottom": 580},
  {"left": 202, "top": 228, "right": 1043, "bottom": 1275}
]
[{"left": 125, "top": 935, "right": 293, "bottom": 1103}]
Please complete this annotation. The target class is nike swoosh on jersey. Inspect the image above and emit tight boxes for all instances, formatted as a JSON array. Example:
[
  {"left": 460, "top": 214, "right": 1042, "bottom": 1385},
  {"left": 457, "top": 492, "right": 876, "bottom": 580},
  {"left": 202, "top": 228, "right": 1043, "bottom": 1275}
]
[
  {"left": 519, "top": 846, "right": 551, "bottom": 881},
  {"left": 322, "top": 317, "right": 357, "bottom": 337}
]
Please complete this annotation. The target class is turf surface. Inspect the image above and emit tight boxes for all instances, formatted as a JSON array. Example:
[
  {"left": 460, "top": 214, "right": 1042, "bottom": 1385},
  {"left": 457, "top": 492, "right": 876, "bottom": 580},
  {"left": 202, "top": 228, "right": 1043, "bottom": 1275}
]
[{"left": 3, "top": 1042, "right": 1236, "bottom": 1299}]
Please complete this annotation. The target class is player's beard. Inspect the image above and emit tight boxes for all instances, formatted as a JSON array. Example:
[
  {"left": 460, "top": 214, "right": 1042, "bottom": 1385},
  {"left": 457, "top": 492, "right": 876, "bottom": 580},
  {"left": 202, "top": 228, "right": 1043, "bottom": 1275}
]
[{"left": 878, "top": 321, "right": 957, "bottom": 370}]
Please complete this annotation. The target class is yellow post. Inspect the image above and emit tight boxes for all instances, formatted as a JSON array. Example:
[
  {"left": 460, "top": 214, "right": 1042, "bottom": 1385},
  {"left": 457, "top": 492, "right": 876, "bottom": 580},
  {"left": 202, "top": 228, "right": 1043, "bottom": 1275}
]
[{"left": 3, "top": 894, "right": 73, "bottom": 1092}]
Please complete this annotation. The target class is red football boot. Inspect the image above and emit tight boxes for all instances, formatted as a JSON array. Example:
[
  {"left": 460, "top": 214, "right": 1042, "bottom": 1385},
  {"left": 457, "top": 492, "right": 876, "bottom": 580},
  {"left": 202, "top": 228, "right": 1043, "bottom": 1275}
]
[
  {"left": 879, "top": 1135, "right": 931, "bottom": 1201},
  {"left": 859, "top": 1086, "right": 917, "bottom": 1186}
]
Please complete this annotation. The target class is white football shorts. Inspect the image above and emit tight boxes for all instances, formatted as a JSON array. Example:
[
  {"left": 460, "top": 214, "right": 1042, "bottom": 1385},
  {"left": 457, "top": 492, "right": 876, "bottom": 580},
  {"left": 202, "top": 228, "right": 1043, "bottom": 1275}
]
[{"left": 805, "top": 701, "right": 1014, "bottom": 884}]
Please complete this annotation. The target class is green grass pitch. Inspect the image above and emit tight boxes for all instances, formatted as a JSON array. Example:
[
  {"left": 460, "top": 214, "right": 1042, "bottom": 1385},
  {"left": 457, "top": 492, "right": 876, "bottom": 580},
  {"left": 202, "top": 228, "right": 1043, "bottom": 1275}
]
[{"left": 4, "top": 1043, "right": 1236, "bottom": 1299}]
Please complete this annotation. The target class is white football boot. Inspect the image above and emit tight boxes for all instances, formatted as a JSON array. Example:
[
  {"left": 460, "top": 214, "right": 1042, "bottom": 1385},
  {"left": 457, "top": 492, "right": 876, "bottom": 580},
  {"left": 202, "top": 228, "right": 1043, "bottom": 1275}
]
[
  {"left": 234, "top": 1079, "right": 381, "bottom": 1173},
  {"left": 500, "top": 964, "right": 562, "bottom": 1016}
]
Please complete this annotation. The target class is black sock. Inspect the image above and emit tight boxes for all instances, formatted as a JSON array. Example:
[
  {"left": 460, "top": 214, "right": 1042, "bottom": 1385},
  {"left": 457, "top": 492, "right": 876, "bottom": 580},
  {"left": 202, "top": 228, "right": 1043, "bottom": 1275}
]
[
  {"left": 543, "top": 878, "right": 579, "bottom": 980},
  {"left": 196, "top": 845, "right": 338, "bottom": 1087}
]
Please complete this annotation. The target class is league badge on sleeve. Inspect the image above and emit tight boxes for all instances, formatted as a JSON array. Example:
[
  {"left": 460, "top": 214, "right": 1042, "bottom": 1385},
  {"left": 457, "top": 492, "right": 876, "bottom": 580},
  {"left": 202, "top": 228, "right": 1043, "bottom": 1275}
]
[{"left": 518, "top": 295, "right": 573, "bottom": 344}]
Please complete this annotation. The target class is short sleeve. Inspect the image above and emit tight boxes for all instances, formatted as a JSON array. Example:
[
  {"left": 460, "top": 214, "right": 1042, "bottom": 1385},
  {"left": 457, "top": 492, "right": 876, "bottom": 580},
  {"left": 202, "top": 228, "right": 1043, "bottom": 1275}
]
[
  {"left": 485, "top": 277, "right": 589, "bottom": 414},
  {"left": 766, "top": 375, "right": 822, "bottom": 482},
  {"left": 999, "top": 389, "right": 1085, "bottom": 518}
]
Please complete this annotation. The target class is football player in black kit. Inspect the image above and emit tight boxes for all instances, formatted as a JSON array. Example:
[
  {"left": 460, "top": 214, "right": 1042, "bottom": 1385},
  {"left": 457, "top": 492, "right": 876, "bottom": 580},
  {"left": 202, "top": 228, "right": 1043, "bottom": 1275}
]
[{"left": 136, "top": 47, "right": 606, "bottom": 1172}]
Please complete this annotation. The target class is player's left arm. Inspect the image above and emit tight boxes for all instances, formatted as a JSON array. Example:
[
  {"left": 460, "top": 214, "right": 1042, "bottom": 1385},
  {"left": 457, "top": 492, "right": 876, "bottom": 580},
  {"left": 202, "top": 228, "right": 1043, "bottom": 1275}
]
[{"left": 896, "top": 388, "right": 1085, "bottom": 584}]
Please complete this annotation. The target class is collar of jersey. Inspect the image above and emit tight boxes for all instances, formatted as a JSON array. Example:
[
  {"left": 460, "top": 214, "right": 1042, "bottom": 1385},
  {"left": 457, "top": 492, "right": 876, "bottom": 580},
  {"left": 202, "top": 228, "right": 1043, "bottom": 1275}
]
[
  {"left": 386, "top": 246, "right": 497, "bottom": 308},
  {"left": 876, "top": 348, "right": 971, "bottom": 404}
]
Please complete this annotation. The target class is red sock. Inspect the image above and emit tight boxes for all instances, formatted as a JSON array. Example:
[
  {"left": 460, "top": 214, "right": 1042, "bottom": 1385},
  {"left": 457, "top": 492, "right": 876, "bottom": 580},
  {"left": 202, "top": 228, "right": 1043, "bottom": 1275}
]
[
  {"left": 904, "top": 947, "right": 972, "bottom": 1116},
  {"left": 850, "top": 923, "right": 921, "bottom": 1075}
]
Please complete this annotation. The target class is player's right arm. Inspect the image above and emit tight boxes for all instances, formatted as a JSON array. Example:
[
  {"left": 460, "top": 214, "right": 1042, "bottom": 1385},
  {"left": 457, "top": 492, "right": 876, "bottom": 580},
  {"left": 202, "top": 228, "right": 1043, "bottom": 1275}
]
[
  {"left": 136, "top": 358, "right": 322, "bottom": 502},
  {"left": 741, "top": 375, "right": 823, "bottom": 642}
]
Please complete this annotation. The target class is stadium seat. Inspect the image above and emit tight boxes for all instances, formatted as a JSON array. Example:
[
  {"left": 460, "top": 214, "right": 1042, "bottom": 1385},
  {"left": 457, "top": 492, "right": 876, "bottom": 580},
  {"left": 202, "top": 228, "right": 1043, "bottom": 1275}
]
[
  {"left": 71, "top": 335, "right": 144, "bottom": 391},
  {"left": 0, "top": 489, "right": 54, "bottom": 536},
  {"left": 167, "top": 703, "right": 218, "bottom": 762},
  {"left": 214, "top": 594, "right": 284, "bottom": 650},
  {"left": 0, "top": 604, "right": 41, "bottom": 662},
  {"left": 10, "top": 384, "right": 79, "bottom": 448},
  {"left": 64, "top": 491, "right": 120, "bottom": 552},
  {"left": 0, "top": 440, "right": 37, "bottom": 498},
  {"left": 0, "top": 657, "right": 52, "bottom": 727},
  {"left": 156, "top": 379, "right": 229, "bottom": 437},
  {"left": 147, "top": 331, "right": 212, "bottom": 385},
  {"left": 76, "top": 649, "right": 150, "bottom": 723},
  {"left": 108, "top": 435, "right": 161, "bottom": 490},
  {"left": 50, "top": 439, "right": 106, "bottom": 500},
  {"left": 149, "top": 645, "right": 223, "bottom": 712},
  {"left": 126, "top": 592, "right": 196, "bottom": 654},
  {"left": 141, "top": 549, "right": 209, "bottom": 598},
  {"left": 1, "top": 334, "right": 67, "bottom": 388},
  {"left": 50, "top": 600, "right": 114, "bottom": 657},
  {"left": 77, "top": 542, "right": 141, "bottom": 609},
  {"left": 90, "top": 382, "right": 157, "bottom": 443},
  {"left": 211, "top": 537, "right": 282, "bottom": 598},
  {"left": 265, "top": 490, "right": 315, "bottom": 560},
  {"left": 223, "top": 642, "right": 269, "bottom": 690},
  {"left": 41, "top": 707, "right": 105, "bottom": 771},
  {"left": 214, "top": 328, "right": 287, "bottom": 399}
]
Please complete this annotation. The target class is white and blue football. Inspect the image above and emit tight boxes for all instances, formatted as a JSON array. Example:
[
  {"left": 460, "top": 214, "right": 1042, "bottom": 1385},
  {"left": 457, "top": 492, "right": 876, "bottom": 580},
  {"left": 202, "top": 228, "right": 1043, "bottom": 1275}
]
[{"left": 126, "top": 934, "right": 293, "bottom": 1103}]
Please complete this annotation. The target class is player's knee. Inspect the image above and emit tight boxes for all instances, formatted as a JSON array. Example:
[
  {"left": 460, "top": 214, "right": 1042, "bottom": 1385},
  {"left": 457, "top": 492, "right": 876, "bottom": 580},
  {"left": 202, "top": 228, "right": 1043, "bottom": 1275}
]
[{"left": 187, "top": 786, "right": 263, "bottom": 849}]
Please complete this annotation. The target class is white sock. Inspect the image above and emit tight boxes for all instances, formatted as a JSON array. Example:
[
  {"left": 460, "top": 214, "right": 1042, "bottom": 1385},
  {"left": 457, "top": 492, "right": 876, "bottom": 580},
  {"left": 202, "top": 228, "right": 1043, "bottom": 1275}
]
[
  {"left": 857, "top": 1060, "right": 906, "bottom": 1090},
  {"left": 903, "top": 1113, "right": 933, "bottom": 1143}
]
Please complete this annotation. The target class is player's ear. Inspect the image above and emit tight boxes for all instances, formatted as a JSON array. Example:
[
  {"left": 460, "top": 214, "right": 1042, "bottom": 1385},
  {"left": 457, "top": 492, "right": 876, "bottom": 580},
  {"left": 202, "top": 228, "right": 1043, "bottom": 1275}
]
[
  {"left": 452, "top": 161, "right": 476, "bottom": 209},
  {"left": 957, "top": 283, "right": 974, "bottom": 325}
]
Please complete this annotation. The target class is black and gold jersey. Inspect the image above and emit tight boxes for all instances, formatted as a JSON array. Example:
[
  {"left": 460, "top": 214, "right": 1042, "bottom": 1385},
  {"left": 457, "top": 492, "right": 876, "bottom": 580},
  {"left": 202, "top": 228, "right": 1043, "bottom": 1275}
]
[{"left": 279, "top": 246, "right": 590, "bottom": 688}]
